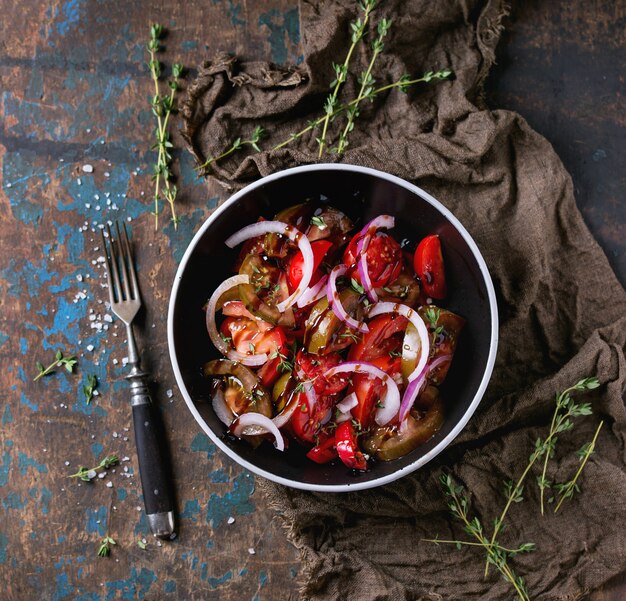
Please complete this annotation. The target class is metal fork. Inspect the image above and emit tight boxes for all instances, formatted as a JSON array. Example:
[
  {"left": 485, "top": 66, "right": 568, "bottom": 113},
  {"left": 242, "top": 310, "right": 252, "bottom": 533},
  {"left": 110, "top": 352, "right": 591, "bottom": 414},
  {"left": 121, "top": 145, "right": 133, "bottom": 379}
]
[{"left": 101, "top": 222, "right": 176, "bottom": 539}]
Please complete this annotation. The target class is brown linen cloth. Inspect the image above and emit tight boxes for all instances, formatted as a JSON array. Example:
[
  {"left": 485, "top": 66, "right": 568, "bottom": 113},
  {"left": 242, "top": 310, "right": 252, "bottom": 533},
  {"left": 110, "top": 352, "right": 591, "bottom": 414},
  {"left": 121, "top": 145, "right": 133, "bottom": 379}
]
[{"left": 182, "top": 0, "right": 626, "bottom": 599}]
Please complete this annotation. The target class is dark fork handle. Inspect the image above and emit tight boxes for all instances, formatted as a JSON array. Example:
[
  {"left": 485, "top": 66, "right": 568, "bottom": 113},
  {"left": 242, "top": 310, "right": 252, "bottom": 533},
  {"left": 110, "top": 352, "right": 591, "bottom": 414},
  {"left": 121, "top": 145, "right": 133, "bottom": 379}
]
[{"left": 128, "top": 370, "right": 176, "bottom": 539}]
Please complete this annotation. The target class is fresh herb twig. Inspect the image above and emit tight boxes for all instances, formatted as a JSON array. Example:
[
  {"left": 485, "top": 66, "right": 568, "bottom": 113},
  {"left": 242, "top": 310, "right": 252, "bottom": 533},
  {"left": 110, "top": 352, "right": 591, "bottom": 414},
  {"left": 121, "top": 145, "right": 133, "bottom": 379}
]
[
  {"left": 538, "top": 377, "right": 599, "bottom": 514},
  {"left": 83, "top": 374, "right": 98, "bottom": 404},
  {"left": 553, "top": 420, "right": 603, "bottom": 513},
  {"left": 34, "top": 350, "right": 77, "bottom": 381},
  {"left": 97, "top": 535, "right": 116, "bottom": 557},
  {"left": 197, "top": 126, "right": 264, "bottom": 171},
  {"left": 271, "top": 69, "right": 452, "bottom": 152},
  {"left": 147, "top": 24, "right": 184, "bottom": 230},
  {"left": 317, "top": 0, "right": 377, "bottom": 157},
  {"left": 137, "top": 539, "right": 147, "bottom": 550},
  {"left": 433, "top": 474, "right": 532, "bottom": 601},
  {"left": 68, "top": 454, "right": 119, "bottom": 482},
  {"left": 483, "top": 377, "right": 598, "bottom": 577},
  {"left": 336, "top": 17, "right": 391, "bottom": 154}
]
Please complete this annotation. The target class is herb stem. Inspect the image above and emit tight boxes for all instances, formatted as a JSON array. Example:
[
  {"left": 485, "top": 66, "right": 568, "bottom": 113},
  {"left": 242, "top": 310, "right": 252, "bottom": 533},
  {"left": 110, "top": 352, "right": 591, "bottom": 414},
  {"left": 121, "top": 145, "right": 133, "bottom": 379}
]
[
  {"left": 553, "top": 420, "right": 603, "bottom": 513},
  {"left": 197, "top": 126, "right": 264, "bottom": 171},
  {"left": 422, "top": 539, "right": 532, "bottom": 554},
  {"left": 317, "top": 0, "right": 376, "bottom": 158},
  {"left": 271, "top": 70, "right": 451, "bottom": 152}
]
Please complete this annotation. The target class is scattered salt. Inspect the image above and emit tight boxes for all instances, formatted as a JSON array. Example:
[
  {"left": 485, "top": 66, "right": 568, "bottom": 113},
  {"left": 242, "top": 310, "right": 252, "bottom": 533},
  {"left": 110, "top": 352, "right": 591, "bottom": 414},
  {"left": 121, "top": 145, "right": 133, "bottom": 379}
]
[
  {"left": 106, "top": 481, "right": 113, "bottom": 488},
  {"left": 227, "top": 516, "right": 235, "bottom": 525},
  {"left": 82, "top": 164, "right": 94, "bottom": 173},
  {"left": 248, "top": 548, "right": 256, "bottom": 555}
]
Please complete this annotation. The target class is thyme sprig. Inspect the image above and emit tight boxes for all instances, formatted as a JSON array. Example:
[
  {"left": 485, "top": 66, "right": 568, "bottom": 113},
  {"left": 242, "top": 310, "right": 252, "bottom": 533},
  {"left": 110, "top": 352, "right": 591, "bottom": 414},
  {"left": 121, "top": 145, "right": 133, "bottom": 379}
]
[
  {"left": 147, "top": 24, "right": 184, "bottom": 230},
  {"left": 68, "top": 454, "right": 119, "bottom": 482},
  {"left": 425, "top": 474, "right": 533, "bottom": 601},
  {"left": 553, "top": 420, "right": 603, "bottom": 513},
  {"left": 97, "top": 535, "right": 116, "bottom": 558},
  {"left": 317, "top": 0, "right": 377, "bottom": 158},
  {"left": 34, "top": 350, "right": 77, "bottom": 381},
  {"left": 427, "top": 377, "right": 601, "bottom": 600},
  {"left": 83, "top": 374, "right": 98, "bottom": 404},
  {"left": 271, "top": 69, "right": 452, "bottom": 152},
  {"left": 538, "top": 377, "right": 599, "bottom": 514},
  {"left": 484, "top": 377, "right": 598, "bottom": 577},
  {"left": 336, "top": 17, "right": 391, "bottom": 154},
  {"left": 197, "top": 126, "right": 264, "bottom": 172}
]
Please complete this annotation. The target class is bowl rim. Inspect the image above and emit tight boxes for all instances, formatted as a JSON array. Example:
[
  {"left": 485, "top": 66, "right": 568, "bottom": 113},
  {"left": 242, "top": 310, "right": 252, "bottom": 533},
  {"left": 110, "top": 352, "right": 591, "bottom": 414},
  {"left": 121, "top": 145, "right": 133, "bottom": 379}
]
[{"left": 167, "top": 163, "right": 499, "bottom": 492}]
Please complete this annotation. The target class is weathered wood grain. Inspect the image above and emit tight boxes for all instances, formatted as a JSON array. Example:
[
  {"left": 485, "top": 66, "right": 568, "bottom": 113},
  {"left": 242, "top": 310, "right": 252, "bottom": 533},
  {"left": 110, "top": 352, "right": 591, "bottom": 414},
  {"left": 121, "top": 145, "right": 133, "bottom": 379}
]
[{"left": 0, "top": 0, "right": 623, "bottom": 600}]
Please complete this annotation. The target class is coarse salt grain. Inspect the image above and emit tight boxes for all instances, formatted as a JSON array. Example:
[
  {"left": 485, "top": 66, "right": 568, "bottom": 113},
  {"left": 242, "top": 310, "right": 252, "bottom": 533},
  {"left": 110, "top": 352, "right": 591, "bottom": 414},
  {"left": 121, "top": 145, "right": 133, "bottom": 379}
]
[
  {"left": 248, "top": 548, "right": 256, "bottom": 555},
  {"left": 227, "top": 517, "right": 235, "bottom": 525},
  {"left": 82, "top": 164, "right": 94, "bottom": 173}
]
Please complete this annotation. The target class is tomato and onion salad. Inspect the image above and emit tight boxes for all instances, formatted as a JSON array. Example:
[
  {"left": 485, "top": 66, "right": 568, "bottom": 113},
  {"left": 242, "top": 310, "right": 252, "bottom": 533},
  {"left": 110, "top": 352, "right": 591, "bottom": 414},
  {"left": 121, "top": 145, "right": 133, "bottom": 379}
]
[{"left": 202, "top": 203, "right": 465, "bottom": 471}]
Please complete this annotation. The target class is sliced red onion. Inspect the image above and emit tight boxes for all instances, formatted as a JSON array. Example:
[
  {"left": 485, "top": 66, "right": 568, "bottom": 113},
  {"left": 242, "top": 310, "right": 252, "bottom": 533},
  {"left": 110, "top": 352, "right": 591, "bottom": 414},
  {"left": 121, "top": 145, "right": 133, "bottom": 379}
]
[
  {"left": 324, "top": 362, "right": 399, "bottom": 426},
  {"left": 326, "top": 265, "right": 369, "bottom": 333},
  {"left": 225, "top": 220, "right": 313, "bottom": 312},
  {"left": 336, "top": 411, "right": 352, "bottom": 424},
  {"left": 352, "top": 215, "right": 395, "bottom": 302},
  {"left": 212, "top": 388, "right": 234, "bottom": 427},
  {"left": 206, "top": 275, "right": 268, "bottom": 366},
  {"left": 296, "top": 274, "right": 328, "bottom": 308},
  {"left": 336, "top": 392, "right": 358, "bottom": 414},
  {"left": 272, "top": 399, "right": 299, "bottom": 429},
  {"left": 398, "top": 354, "right": 452, "bottom": 423},
  {"left": 232, "top": 412, "right": 285, "bottom": 451},
  {"left": 368, "top": 302, "right": 430, "bottom": 382},
  {"left": 296, "top": 367, "right": 318, "bottom": 412}
]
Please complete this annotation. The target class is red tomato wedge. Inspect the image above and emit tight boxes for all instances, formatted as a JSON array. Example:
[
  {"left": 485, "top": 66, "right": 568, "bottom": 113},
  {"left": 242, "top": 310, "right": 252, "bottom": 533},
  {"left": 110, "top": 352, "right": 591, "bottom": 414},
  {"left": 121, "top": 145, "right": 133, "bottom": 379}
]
[
  {"left": 220, "top": 316, "right": 286, "bottom": 356},
  {"left": 306, "top": 434, "right": 338, "bottom": 464},
  {"left": 288, "top": 239, "right": 332, "bottom": 290},
  {"left": 413, "top": 235, "right": 447, "bottom": 299},
  {"left": 343, "top": 232, "right": 402, "bottom": 288},
  {"left": 335, "top": 420, "right": 367, "bottom": 470}
]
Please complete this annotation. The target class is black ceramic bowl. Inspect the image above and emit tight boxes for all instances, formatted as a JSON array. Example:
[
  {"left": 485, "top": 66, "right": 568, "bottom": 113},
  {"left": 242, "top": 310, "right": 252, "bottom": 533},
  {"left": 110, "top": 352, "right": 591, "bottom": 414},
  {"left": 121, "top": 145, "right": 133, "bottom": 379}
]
[{"left": 168, "top": 164, "right": 498, "bottom": 492}]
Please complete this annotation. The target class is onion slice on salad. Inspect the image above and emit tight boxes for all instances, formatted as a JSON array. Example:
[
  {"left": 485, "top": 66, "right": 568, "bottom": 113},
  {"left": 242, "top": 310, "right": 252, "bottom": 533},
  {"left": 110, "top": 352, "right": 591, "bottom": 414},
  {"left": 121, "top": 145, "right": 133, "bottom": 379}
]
[
  {"left": 368, "top": 302, "right": 430, "bottom": 382},
  {"left": 296, "top": 274, "right": 329, "bottom": 308},
  {"left": 205, "top": 274, "right": 268, "bottom": 367},
  {"left": 211, "top": 387, "right": 234, "bottom": 427},
  {"left": 355, "top": 215, "right": 395, "bottom": 302},
  {"left": 272, "top": 399, "right": 300, "bottom": 429},
  {"left": 324, "top": 362, "right": 400, "bottom": 426},
  {"left": 327, "top": 265, "right": 370, "bottom": 333},
  {"left": 224, "top": 220, "right": 314, "bottom": 312},
  {"left": 232, "top": 412, "right": 285, "bottom": 451},
  {"left": 398, "top": 354, "right": 451, "bottom": 423},
  {"left": 296, "top": 367, "right": 318, "bottom": 412}
]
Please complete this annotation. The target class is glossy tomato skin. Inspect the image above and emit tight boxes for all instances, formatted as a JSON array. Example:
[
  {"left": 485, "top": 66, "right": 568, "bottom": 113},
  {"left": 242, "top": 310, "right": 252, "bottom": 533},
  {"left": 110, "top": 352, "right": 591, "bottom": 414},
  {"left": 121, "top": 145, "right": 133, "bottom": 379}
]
[
  {"left": 288, "top": 239, "right": 333, "bottom": 291},
  {"left": 289, "top": 392, "right": 336, "bottom": 444},
  {"left": 257, "top": 341, "right": 289, "bottom": 388},
  {"left": 296, "top": 349, "right": 349, "bottom": 395},
  {"left": 306, "top": 434, "right": 338, "bottom": 464},
  {"left": 343, "top": 232, "right": 402, "bottom": 288},
  {"left": 413, "top": 235, "right": 447, "bottom": 299},
  {"left": 335, "top": 421, "right": 367, "bottom": 470},
  {"left": 348, "top": 314, "right": 408, "bottom": 362},
  {"left": 220, "top": 316, "right": 286, "bottom": 356}
]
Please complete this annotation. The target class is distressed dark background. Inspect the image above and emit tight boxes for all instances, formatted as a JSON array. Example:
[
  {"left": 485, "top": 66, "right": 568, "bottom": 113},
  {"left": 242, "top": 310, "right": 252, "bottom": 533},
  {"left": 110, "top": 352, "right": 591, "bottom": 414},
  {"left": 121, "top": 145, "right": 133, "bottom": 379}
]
[{"left": 0, "top": 1, "right": 623, "bottom": 599}]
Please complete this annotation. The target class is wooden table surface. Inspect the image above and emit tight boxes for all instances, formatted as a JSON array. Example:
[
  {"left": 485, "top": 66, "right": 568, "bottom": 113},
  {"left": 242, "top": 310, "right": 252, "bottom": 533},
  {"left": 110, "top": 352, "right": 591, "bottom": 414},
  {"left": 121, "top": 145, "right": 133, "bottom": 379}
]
[{"left": 0, "top": 1, "right": 623, "bottom": 600}]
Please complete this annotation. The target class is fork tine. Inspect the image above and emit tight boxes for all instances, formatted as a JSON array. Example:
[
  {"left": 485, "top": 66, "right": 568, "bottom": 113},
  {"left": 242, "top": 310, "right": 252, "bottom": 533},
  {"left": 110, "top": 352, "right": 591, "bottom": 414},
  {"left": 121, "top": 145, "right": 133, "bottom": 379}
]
[
  {"left": 106, "top": 223, "right": 123, "bottom": 303},
  {"left": 100, "top": 229, "right": 117, "bottom": 306},
  {"left": 114, "top": 221, "right": 132, "bottom": 302},
  {"left": 120, "top": 222, "right": 140, "bottom": 301}
]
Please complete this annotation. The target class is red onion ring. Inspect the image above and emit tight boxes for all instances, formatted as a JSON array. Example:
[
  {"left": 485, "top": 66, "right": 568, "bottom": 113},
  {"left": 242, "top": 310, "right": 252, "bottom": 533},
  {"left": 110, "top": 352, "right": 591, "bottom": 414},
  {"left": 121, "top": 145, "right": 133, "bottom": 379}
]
[
  {"left": 296, "top": 367, "right": 318, "bottom": 412},
  {"left": 206, "top": 275, "right": 268, "bottom": 366},
  {"left": 336, "top": 392, "right": 358, "bottom": 414},
  {"left": 354, "top": 215, "right": 395, "bottom": 302},
  {"left": 232, "top": 412, "right": 285, "bottom": 451},
  {"left": 212, "top": 387, "right": 234, "bottom": 427},
  {"left": 225, "top": 220, "right": 313, "bottom": 312},
  {"left": 296, "top": 274, "right": 329, "bottom": 308},
  {"left": 326, "top": 265, "right": 369, "bottom": 333},
  {"left": 367, "top": 302, "right": 430, "bottom": 382},
  {"left": 324, "top": 362, "right": 400, "bottom": 426},
  {"left": 272, "top": 399, "right": 299, "bottom": 429},
  {"left": 398, "top": 354, "right": 452, "bottom": 423}
]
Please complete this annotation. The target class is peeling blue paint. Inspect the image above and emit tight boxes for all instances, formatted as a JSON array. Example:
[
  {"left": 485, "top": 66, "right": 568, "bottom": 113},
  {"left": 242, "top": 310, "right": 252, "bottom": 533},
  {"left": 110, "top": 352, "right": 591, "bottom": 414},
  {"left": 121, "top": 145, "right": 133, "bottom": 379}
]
[
  {"left": 0, "top": 449, "right": 11, "bottom": 487},
  {"left": 227, "top": 1, "right": 245, "bottom": 27},
  {"left": 105, "top": 567, "right": 156, "bottom": 600},
  {"left": 40, "top": 486, "right": 52, "bottom": 514},
  {"left": 190, "top": 432, "right": 216, "bottom": 459},
  {"left": 17, "top": 452, "right": 48, "bottom": 476},
  {"left": 180, "top": 499, "right": 201, "bottom": 522},
  {"left": 19, "top": 337, "right": 28, "bottom": 354},
  {"left": 54, "top": 572, "right": 75, "bottom": 600},
  {"left": 0, "top": 332, "right": 8, "bottom": 348},
  {"left": 164, "top": 579, "right": 176, "bottom": 593},
  {"left": 2, "top": 405, "right": 13, "bottom": 426},
  {"left": 206, "top": 471, "right": 255, "bottom": 528},
  {"left": 3, "top": 491, "right": 28, "bottom": 510},
  {"left": 0, "top": 533, "right": 7, "bottom": 564},
  {"left": 91, "top": 442, "right": 104, "bottom": 457},
  {"left": 209, "top": 468, "right": 229, "bottom": 483},
  {"left": 20, "top": 392, "right": 39, "bottom": 413},
  {"left": 207, "top": 570, "right": 233, "bottom": 589},
  {"left": 86, "top": 505, "right": 107, "bottom": 535},
  {"left": 258, "top": 7, "right": 300, "bottom": 64}
]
